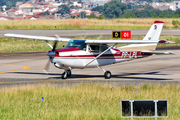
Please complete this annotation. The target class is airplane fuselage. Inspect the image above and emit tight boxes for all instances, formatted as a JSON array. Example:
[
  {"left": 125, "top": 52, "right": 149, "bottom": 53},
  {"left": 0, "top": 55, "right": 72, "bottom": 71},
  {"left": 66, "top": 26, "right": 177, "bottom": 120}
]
[{"left": 50, "top": 46, "right": 151, "bottom": 69}]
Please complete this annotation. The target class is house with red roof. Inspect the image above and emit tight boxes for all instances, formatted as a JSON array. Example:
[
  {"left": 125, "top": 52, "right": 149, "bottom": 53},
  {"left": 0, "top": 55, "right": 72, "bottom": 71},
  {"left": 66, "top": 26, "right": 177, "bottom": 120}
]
[{"left": 19, "top": 2, "right": 35, "bottom": 9}]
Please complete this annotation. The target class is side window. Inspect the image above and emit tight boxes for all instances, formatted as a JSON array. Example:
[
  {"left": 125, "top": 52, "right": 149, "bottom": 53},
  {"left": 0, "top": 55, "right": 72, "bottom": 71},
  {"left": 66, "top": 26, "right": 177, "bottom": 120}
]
[
  {"left": 90, "top": 45, "right": 99, "bottom": 52},
  {"left": 100, "top": 45, "right": 109, "bottom": 52}
]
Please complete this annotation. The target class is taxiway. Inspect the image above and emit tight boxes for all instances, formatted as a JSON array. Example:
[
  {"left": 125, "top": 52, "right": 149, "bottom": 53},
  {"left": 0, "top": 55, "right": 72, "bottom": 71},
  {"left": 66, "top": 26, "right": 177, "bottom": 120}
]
[{"left": 0, "top": 49, "right": 180, "bottom": 87}]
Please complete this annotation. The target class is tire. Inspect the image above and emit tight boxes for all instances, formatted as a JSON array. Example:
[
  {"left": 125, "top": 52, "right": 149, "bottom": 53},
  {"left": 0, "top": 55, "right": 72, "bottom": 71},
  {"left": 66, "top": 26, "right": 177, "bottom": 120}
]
[
  {"left": 67, "top": 70, "right": 71, "bottom": 77},
  {"left": 62, "top": 72, "right": 67, "bottom": 79},
  {"left": 104, "top": 71, "right": 111, "bottom": 79}
]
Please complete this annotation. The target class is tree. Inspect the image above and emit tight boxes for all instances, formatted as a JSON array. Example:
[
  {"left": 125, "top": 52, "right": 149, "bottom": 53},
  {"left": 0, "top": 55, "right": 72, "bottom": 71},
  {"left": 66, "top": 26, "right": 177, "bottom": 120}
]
[
  {"left": 0, "top": 0, "right": 29, "bottom": 9},
  {"left": 103, "top": 0, "right": 127, "bottom": 18},
  {"left": 91, "top": 6, "right": 103, "bottom": 13},
  {"left": 123, "top": 12, "right": 131, "bottom": 18},
  {"left": 39, "top": 10, "right": 50, "bottom": 15},
  {"left": 127, "top": 3, "right": 132, "bottom": 9},
  {"left": 144, "top": 5, "right": 153, "bottom": 10},
  {"left": 175, "top": 9, "right": 180, "bottom": 17},
  {"left": 88, "top": 13, "right": 96, "bottom": 19},
  {"left": 79, "top": 11, "right": 86, "bottom": 18},
  {"left": 57, "top": 5, "right": 70, "bottom": 15}
]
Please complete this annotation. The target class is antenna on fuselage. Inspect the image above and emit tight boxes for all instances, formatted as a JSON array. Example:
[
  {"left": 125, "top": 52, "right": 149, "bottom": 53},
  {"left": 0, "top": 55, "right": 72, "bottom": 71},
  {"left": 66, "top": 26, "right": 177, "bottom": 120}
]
[
  {"left": 97, "top": 33, "right": 103, "bottom": 40},
  {"left": 83, "top": 32, "right": 88, "bottom": 39}
]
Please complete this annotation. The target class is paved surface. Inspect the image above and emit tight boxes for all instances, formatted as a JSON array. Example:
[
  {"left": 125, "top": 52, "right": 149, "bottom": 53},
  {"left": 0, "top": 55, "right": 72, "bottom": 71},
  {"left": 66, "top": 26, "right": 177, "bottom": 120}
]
[
  {"left": 1, "top": 30, "right": 180, "bottom": 37},
  {"left": 0, "top": 49, "right": 180, "bottom": 87}
]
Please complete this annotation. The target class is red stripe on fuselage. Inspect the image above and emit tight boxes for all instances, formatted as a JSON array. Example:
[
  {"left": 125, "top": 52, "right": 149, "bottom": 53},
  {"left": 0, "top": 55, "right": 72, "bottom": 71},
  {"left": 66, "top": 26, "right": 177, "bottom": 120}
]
[
  {"left": 54, "top": 47, "right": 82, "bottom": 56},
  {"left": 53, "top": 47, "right": 151, "bottom": 59}
]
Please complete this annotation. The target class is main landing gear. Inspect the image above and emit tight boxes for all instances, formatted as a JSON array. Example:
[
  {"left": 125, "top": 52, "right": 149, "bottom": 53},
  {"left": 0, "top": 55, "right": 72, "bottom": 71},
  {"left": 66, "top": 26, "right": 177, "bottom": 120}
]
[
  {"left": 98, "top": 66, "right": 111, "bottom": 79},
  {"left": 104, "top": 71, "right": 111, "bottom": 79},
  {"left": 62, "top": 69, "right": 71, "bottom": 79},
  {"left": 61, "top": 67, "right": 111, "bottom": 79}
]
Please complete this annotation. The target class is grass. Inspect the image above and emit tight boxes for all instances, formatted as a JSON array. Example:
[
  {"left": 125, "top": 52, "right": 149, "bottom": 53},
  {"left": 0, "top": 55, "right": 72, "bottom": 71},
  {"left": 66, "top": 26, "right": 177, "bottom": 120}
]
[
  {"left": 0, "top": 35, "right": 180, "bottom": 53},
  {"left": 0, "top": 84, "right": 179, "bottom": 119},
  {"left": 0, "top": 37, "right": 67, "bottom": 53},
  {"left": 0, "top": 18, "right": 179, "bottom": 30}
]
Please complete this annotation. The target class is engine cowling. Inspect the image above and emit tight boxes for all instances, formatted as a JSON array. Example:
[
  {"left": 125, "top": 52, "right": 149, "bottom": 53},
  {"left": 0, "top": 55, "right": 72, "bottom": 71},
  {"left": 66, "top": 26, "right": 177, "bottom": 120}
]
[{"left": 54, "top": 62, "right": 64, "bottom": 69}]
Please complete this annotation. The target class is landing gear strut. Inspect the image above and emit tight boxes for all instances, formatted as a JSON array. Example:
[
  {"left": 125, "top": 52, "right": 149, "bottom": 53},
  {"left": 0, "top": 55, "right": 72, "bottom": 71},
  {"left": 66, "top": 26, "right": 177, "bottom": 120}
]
[
  {"left": 67, "top": 69, "right": 71, "bottom": 77},
  {"left": 62, "top": 69, "right": 71, "bottom": 79},
  {"left": 62, "top": 71, "right": 67, "bottom": 79},
  {"left": 98, "top": 66, "right": 111, "bottom": 79}
]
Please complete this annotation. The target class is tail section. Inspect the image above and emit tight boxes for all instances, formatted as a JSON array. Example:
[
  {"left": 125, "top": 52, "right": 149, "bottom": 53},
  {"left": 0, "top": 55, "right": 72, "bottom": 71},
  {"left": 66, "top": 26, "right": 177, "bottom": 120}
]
[
  {"left": 118, "top": 21, "right": 164, "bottom": 51},
  {"left": 143, "top": 21, "right": 164, "bottom": 41}
]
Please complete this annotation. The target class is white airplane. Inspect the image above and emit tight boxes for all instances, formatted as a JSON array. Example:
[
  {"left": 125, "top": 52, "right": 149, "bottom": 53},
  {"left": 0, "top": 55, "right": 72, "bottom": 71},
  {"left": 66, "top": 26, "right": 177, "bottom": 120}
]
[{"left": 4, "top": 21, "right": 173, "bottom": 79}]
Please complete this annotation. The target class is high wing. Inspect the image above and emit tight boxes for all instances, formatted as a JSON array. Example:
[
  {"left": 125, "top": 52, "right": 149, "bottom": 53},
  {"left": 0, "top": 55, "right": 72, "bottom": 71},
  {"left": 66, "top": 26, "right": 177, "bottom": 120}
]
[
  {"left": 4, "top": 33, "right": 167, "bottom": 53},
  {"left": 4, "top": 33, "right": 71, "bottom": 42},
  {"left": 4, "top": 33, "right": 157, "bottom": 44},
  {"left": 4, "top": 33, "right": 158, "bottom": 44}
]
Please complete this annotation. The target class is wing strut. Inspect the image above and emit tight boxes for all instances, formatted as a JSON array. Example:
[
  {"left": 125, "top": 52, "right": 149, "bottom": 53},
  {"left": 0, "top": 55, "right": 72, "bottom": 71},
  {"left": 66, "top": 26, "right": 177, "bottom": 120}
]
[
  {"left": 84, "top": 43, "right": 117, "bottom": 67},
  {"left": 45, "top": 40, "right": 53, "bottom": 49}
]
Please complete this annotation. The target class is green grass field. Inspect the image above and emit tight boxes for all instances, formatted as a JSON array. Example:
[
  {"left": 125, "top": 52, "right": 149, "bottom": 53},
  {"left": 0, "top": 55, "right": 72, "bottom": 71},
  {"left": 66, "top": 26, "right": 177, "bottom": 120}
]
[
  {"left": 0, "top": 84, "right": 179, "bottom": 119},
  {"left": 0, "top": 35, "right": 180, "bottom": 53}
]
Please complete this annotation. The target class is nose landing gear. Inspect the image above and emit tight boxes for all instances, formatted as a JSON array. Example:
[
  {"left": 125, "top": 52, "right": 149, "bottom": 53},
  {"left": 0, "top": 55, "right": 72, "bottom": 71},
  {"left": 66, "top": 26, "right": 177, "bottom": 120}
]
[{"left": 62, "top": 69, "right": 72, "bottom": 79}]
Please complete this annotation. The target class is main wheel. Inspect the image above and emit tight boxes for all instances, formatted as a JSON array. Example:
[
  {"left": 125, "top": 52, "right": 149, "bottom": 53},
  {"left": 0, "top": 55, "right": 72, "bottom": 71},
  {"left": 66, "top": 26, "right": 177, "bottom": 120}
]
[
  {"left": 67, "top": 70, "right": 71, "bottom": 77},
  {"left": 62, "top": 72, "right": 68, "bottom": 79},
  {"left": 104, "top": 71, "right": 111, "bottom": 79}
]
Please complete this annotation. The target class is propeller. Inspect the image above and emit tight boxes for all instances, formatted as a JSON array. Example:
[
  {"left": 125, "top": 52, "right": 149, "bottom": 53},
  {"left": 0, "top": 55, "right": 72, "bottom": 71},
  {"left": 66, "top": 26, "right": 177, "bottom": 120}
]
[
  {"left": 43, "top": 59, "right": 51, "bottom": 74},
  {"left": 43, "top": 34, "right": 60, "bottom": 74},
  {"left": 52, "top": 41, "right": 58, "bottom": 52}
]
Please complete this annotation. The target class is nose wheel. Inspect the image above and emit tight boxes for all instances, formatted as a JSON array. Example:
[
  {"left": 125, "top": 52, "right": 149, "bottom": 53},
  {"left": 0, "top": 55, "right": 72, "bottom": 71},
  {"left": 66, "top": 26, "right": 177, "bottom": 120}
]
[{"left": 62, "top": 69, "right": 71, "bottom": 79}]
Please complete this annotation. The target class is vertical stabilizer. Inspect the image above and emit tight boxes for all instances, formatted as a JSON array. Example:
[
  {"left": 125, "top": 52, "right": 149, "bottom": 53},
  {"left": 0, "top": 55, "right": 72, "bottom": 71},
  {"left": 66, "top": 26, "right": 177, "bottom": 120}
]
[
  {"left": 143, "top": 21, "right": 164, "bottom": 41},
  {"left": 118, "top": 21, "right": 164, "bottom": 51}
]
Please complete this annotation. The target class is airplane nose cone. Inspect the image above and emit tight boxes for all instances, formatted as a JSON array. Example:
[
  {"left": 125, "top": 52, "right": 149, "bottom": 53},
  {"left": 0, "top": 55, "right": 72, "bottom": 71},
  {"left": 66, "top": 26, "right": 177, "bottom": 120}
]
[{"left": 47, "top": 51, "right": 55, "bottom": 57}]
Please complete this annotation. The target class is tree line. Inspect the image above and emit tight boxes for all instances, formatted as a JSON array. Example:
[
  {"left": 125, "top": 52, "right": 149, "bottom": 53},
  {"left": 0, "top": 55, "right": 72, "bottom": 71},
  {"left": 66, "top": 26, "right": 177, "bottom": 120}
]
[
  {"left": 92, "top": 0, "right": 180, "bottom": 18},
  {"left": 0, "top": 0, "right": 29, "bottom": 10}
]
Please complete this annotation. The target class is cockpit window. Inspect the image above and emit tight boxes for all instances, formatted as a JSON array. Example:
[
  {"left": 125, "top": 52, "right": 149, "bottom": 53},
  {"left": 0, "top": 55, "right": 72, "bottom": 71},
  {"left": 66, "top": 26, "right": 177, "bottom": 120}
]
[{"left": 66, "top": 40, "right": 86, "bottom": 50}]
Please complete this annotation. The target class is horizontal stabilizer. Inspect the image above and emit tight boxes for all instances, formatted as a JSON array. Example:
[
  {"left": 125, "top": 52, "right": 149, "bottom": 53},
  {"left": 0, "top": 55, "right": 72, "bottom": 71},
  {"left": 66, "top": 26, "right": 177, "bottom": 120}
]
[{"left": 141, "top": 51, "right": 174, "bottom": 55}]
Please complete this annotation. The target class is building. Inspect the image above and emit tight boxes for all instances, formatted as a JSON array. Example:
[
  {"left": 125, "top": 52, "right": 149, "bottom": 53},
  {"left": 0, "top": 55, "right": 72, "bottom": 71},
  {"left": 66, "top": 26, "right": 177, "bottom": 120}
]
[
  {"left": 82, "top": 0, "right": 110, "bottom": 6},
  {"left": 151, "top": 2, "right": 173, "bottom": 11},
  {"left": 19, "top": 2, "right": 35, "bottom": 9},
  {"left": 173, "top": 1, "right": 180, "bottom": 11}
]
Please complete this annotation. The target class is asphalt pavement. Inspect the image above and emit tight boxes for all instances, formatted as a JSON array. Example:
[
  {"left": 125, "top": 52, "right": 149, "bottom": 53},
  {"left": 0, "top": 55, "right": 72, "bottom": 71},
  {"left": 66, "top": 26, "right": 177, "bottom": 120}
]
[{"left": 0, "top": 49, "right": 180, "bottom": 87}]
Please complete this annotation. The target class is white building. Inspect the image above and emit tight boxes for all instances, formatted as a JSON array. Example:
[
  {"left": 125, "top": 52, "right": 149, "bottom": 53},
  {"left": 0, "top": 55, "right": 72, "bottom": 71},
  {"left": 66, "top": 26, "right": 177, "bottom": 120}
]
[
  {"left": 82, "top": 0, "right": 109, "bottom": 6},
  {"left": 173, "top": 1, "right": 180, "bottom": 11}
]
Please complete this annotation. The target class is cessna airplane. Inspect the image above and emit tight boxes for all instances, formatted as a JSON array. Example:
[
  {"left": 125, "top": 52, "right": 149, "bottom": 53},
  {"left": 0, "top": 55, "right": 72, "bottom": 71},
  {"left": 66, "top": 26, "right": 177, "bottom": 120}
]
[{"left": 4, "top": 21, "right": 173, "bottom": 79}]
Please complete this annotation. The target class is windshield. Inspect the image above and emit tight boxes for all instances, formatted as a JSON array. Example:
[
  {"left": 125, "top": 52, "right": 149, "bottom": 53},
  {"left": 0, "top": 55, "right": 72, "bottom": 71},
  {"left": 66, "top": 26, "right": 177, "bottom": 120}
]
[{"left": 66, "top": 40, "right": 86, "bottom": 50}]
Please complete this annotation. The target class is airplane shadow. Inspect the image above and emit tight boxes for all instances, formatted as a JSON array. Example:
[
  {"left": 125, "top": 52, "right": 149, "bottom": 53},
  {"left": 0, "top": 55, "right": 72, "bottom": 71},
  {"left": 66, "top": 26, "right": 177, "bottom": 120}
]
[{"left": 11, "top": 71, "right": 172, "bottom": 81}]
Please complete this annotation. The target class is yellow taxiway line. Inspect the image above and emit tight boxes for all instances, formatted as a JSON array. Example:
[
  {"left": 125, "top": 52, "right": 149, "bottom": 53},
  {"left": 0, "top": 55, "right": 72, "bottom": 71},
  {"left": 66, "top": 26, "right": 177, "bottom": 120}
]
[{"left": 0, "top": 64, "right": 30, "bottom": 74}]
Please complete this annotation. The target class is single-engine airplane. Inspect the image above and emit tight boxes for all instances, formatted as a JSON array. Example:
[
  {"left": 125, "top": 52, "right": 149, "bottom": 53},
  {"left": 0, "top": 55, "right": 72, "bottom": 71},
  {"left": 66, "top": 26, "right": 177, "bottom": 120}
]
[{"left": 4, "top": 21, "right": 173, "bottom": 79}]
